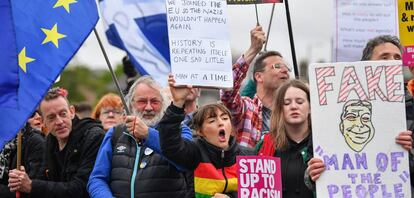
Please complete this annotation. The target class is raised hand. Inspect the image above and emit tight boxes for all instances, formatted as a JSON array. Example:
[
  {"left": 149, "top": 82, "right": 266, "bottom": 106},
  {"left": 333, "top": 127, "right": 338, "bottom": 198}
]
[
  {"left": 244, "top": 25, "right": 266, "bottom": 64},
  {"left": 168, "top": 74, "right": 194, "bottom": 108}
]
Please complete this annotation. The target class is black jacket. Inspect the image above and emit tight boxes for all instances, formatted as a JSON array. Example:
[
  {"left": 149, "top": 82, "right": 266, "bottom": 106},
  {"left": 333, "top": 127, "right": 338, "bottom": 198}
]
[
  {"left": 404, "top": 86, "right": 414, "bottom": 188},
  {"left": 30, "top": 117, "right": 104, "bottom": 198},
  {"left": 278, "top": 135, "right": 314, "bottom": 198},
  {"left": 0, "top": 128, "right": 45, "bottom": 198},
  {"left": 159, "top": 104, "right": 253, "bottom": 197},
  {"left": 110, "top": 125, "right": 192, "bottom": 198}
]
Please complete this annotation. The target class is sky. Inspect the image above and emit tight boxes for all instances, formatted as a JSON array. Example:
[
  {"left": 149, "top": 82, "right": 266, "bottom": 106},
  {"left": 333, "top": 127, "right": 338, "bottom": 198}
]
[{"left": 70, "top": 1, "right": 334, "bottom": 70}]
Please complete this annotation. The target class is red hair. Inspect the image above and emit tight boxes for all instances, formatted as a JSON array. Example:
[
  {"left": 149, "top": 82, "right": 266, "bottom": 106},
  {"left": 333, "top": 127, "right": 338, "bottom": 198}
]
[{"left": 91, "top": 93, "right": 123, "bottom": 119}]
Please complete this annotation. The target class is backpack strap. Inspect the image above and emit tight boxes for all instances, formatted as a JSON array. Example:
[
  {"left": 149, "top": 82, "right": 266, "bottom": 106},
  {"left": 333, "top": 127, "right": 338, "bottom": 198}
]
[{"left": 111, "top": 125, "right": 126, "bottom": 149}]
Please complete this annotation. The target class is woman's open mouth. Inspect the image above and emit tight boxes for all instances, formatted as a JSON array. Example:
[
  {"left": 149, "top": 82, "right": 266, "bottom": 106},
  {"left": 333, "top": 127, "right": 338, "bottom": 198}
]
[{"left": 218, "top": 129, "right": 226, "bottom": 142}]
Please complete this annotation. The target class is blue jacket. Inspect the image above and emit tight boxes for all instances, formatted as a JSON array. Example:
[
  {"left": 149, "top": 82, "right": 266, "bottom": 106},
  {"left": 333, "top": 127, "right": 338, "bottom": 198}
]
[{"left": 87, "top": 125, "right": 192, "bottom": 198}]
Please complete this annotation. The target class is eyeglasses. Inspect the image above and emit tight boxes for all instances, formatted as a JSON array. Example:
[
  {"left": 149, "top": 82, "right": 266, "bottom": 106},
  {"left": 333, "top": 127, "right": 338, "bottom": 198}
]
[
  {"left": 101, "top": 109, "right": 123, "bottom": 116},
  {"left": 133, "top": 99, "right": 162, "bottom": 108},
  {"left": 272, "top": 63, "right": 292, "bottom": 72}
]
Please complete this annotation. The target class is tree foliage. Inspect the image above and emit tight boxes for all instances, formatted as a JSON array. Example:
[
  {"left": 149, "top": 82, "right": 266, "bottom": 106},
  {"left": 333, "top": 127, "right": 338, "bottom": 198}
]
[{"left": 54, "top": 64, "right": 126, "bottom": 106}]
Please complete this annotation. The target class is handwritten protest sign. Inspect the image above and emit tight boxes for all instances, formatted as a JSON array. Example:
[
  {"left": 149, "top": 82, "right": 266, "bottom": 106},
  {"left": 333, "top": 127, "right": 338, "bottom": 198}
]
[
  {"left": 399, "top": 0, "right": 414, "bottom": 67},
  {"left": 227, "top": 0, "right": 282, "bottom": 4},
  {"left": 166, "top": 0, "right": 233, "bottom": 88},
  {"left": 237, "top": 156, "right": 282, "bottom": 198},
  {"left": 308, "top": 61, "right": 411, "bottom": 197},
  {"left": 334, "top": 0, "right": 398, "bottom": 62}
]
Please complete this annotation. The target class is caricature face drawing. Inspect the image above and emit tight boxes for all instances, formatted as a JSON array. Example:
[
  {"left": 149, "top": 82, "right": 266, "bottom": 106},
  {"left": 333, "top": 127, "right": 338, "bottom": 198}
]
[{"left": 339, "top": 100, "right": 375, "bottom": 152}]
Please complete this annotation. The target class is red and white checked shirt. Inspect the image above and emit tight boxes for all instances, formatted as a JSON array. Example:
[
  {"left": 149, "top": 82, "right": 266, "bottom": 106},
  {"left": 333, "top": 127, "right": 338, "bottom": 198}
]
[{"left": 221, "top": 56, "right": 263, "bottom": 148}]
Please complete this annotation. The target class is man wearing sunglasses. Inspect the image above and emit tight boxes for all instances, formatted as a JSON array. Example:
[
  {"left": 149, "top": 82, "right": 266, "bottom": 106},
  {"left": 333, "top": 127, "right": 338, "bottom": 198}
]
[{"left": 221, "top": 26, "right": 291, "bottom": 148}]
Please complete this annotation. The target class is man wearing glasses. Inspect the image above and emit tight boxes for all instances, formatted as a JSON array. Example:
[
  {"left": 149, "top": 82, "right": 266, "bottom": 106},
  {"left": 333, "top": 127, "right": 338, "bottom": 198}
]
[
  {"left": 221, "top": 26, "right": 291, "bottom": 148},
  {"left": 87, "top": 76, "right": 193, "bottom": 198}
]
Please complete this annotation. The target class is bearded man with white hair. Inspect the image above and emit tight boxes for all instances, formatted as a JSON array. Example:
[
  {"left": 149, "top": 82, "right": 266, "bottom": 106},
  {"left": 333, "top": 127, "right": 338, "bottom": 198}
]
[{"left": 87, "top": 76, "right": 193, "bottom": 198}]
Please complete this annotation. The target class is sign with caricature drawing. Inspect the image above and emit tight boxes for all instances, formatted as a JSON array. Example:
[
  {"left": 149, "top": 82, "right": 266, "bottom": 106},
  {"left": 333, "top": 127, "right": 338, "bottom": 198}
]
[{"left": 308, "top": 61, "right": 411, "bottom": 197}]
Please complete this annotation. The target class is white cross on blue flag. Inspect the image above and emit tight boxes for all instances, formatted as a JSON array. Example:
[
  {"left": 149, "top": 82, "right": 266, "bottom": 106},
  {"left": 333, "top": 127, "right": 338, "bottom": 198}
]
[{"left": 99, "top": 0, "right": 170, "bottom": 86}]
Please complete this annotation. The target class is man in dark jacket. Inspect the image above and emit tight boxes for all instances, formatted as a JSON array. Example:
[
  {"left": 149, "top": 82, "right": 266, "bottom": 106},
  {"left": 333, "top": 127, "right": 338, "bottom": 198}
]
[
  {"left": 7, "top": 87, "right": 105, "bottom": 198},
  {"left": 0, "top": 124, "right": 45, "bottom": 198}
]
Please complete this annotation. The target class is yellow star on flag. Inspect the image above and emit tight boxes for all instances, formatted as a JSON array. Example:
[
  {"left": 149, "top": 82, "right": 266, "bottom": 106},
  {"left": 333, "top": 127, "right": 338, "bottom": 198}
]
[
  {"left": 18, "top": 47, "right": 35, "bottom": 73},
  {"left": 53, "top": 0, "right": 77, "bottom": 13},
  {"left": 41, "top": 23, "right": 67, "bottom": 48}
]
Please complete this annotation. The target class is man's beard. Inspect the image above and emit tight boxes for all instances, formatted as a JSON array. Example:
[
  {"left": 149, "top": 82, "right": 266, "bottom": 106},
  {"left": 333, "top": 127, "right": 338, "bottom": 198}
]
[{"left": 132, "top": 109, "right": 164, "bottom": 127}]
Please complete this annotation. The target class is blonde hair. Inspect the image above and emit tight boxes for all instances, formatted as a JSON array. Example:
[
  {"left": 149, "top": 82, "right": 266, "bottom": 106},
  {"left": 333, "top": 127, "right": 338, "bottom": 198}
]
[{"left": 270, "top": 79, "right": 310, "bottom": 151}]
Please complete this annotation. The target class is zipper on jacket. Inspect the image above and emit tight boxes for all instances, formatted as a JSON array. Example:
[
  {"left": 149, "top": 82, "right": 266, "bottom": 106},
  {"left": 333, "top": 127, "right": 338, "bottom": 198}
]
[
  {"left": 125, "top": 132, "right": 141, "bottom": 198},
  {"left": 221, "top": 149, "right": 228, "bottom": 193}
]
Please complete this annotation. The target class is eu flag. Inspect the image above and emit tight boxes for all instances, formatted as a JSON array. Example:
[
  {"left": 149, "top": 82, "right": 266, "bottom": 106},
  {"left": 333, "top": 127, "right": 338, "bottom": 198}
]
[{"left": 0, "top": 0, "right": 98, "bottom": 149}]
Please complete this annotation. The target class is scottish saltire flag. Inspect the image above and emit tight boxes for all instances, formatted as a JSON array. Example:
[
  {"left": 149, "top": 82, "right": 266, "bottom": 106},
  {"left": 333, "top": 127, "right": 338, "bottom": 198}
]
[
  {"left": 99, "top": 0, "right": 170, "bottom": 86},
  {"left": 0, "top": 0, "right": 98, "bottom": 149}
]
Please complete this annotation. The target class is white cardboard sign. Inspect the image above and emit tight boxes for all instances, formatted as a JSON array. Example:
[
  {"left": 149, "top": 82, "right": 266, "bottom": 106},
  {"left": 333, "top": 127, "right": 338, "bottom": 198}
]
[
  {"left": 166, "top": 0, "right": 233, "bottom": 88},
  {"left": 308, "top": 61, "right": 411, "bottom": 197},
  {"left": 334, "top": 0, "right": 398, "bottom": 62}
]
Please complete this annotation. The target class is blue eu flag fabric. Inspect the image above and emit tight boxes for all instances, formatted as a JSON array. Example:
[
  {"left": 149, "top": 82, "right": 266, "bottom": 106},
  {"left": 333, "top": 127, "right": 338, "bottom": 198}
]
[
  {"left": 99, "top": 0, "right": 170, "bottom": 86},
  {"left": 0, "top": 0, "right": 98, "bottom": 149}
]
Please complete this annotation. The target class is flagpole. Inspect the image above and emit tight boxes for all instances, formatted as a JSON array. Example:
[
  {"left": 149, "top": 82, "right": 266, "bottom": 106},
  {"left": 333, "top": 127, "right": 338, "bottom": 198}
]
[
  {"left": 284, "top": 0, "right": 299, "bottom": 78},
  {"left": 264, "top": 3, "right": 276, "bottom": 52},
  {"left": 255, "top": 3, "right": 260, "bottom": 25},
  {"left": 15, "top": 131, "right": 22, "bottom": 198},
  {"left": 93, "top": 28, "right": 131, "bottom": 115}
]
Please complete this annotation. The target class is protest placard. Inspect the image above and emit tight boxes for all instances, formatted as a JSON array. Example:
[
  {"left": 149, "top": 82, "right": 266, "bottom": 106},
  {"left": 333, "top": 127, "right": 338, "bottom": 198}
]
[
  {"left": 308, "top": 60, "right": 411, "bottom": 197},
  {"left": 398, "top": 0, "right": 414, "bottom": 67},
  {"left": 166, "top": 0, "right": 233, "bottom": 88},
  {"left": 334, "top": 0, "right": 398, "bottom": 62},
  {"left": 237, "top": 156, "right": 282, "bottom": 198},
  {"left": 227, "top": 0, "right": 282, "bottom": 4}
]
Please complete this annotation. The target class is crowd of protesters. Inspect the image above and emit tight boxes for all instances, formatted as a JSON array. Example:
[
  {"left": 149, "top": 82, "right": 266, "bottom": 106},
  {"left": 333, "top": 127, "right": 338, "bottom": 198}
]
[{"left": 0, "top": 26, "right": 413, "bottom": 198}]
